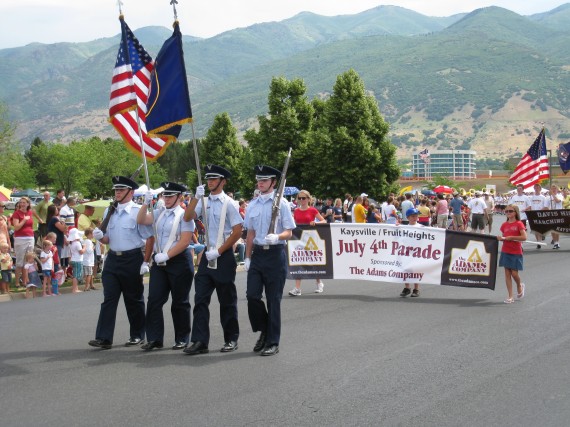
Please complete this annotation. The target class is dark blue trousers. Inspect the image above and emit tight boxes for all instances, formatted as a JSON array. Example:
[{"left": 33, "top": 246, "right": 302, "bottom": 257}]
[
  {"left": 246, "top": 246, "right": 287, "bottom": 346},
  {"left": 95, "top": 251, "right": 145, "bottom": 343},
  {"left": 146, "top": 249, "right": 193, "bottom": 344},
  {"left": 191, "top": 250, "right": 239, "bottom": 345}
]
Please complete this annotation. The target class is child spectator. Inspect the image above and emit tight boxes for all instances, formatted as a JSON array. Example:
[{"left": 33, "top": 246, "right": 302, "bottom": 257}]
[
  {"left": 0, "top": 242, "right": 13, "bottom": 294},
  {"left": 92, "top": 219, "right": 103, "bottom": 281},
  {"left": 23, "top": 251, "right": 41, "bottom": 299},
  {"left": 45, "top": 232, "right": 61, "bottom": 295},
  {"left": 399, "top": 208, "right": 423, "bottom": 298},
  {"left": 40, "top": 240, "right": 54, "bottom": 297},
  {"left": 82, "top": 228, "right": 95, "bottom": 292},
  {"left": 68, "top": 228, "right": 85, "bottom": 293},
  {"left": 497, "top": 204, "right": 527, "bottom": 304}
]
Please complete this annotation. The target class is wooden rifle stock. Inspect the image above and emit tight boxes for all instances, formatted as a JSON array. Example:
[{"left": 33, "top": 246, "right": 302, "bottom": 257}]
[
  {"left": 268, "top": 147, "right": 292, "bottom": 235},
  {"left": 99, "top": 201, "right": 118, "bottom": 234}
]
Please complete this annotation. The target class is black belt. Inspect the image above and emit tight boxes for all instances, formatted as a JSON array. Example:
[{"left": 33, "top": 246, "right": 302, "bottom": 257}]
[
  {"left": 254, "top": 244, "right": 285, "bottom": 252},
  {"left": 108, "top": 247, "right": 143, "bottom": 256},
  {"left": 472, "top": 213, "right": 485, "bottom": 215}
]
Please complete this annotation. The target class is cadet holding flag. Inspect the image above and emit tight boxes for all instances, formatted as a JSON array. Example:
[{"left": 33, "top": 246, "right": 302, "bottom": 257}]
[
  {"left": 183, "top": 165, "right": 243, "bottom": 355},
  {"left": 244, "top": 165, "right": 296, "bottom": 356},
  {"left": 137, "top": 182, "right": 195, "bottom": 351}
]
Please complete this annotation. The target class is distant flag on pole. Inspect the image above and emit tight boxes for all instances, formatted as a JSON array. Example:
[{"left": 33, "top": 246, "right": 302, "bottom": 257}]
[
  {"left": 509, "top": 128, "right": 550, "bottom": 189},
  {"left": 419, "top": 148, "right": 430, "bottom": 164},
  {"left": 557, "top": 142, "right": 570, "bottom": 174},
  {"left": 146, "top": 20, "right": 193, "bottom": 142},
  {"left": 108, "top": 16, "right": 169, "bottom": 160}
]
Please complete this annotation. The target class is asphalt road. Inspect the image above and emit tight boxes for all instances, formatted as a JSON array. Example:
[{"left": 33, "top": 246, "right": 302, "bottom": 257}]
[{"left": 1, "top": 217, "right": 569, "bottom": 426}]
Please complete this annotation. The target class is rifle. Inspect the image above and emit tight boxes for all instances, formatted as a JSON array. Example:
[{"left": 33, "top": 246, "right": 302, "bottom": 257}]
[
  {"left": 268, "top": 147, "right": 292, "bottom": 235},
  {"left": 99, "top": 163, "right": 144, "bottom": 233}
]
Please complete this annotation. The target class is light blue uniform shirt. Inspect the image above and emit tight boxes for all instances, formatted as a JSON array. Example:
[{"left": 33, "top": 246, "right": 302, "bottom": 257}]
[
  {"left": 153, "top": 206, "right": 195, "bottom": 253},
  {"left": 244, "top": 192, "right": 296, "bottom": 246},
  {"left": 104, "top": 201, "right": 153, "bottom": 252},
  {"left": 195, "top": 192, "right": 243, "bottom": 249}
]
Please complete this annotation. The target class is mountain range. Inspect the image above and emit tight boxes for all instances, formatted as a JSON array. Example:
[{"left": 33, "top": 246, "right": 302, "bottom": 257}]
[{"left": 1, "top": 4, "right": 570, "bottom": 162}]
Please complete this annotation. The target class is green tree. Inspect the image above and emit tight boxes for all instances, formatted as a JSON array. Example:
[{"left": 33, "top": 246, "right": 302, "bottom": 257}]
[
  {"left": 199, "top": 113, "right": 245, "bottom": 193},
  {"left": 298, "top": 69, "right": 399, "bottom": 198},
  {"left": 245, "top": 76, "right": 314, "bottom": 186},
  {"left": 0, "top": 103, "right": 35, "bottom": 188},
  {"left": 85, "top": 137, "right": 167, "bottom": 198},
  {"left": 157, "top": 139, "right": 197, "bottom": 184},
  {"left": 25, "top": 137, "right": 51, "bottom": 187}
]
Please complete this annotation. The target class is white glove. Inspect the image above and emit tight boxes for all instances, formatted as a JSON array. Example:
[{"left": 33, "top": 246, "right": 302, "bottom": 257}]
[
  {"left": 244, "top": 258, "right": 251, "bottom": 272},
  {"left": 205, "top": 248, "right": 220, "bottom": 261},
  {"left": 154, "top": 252, "right": 170, "bottom": 264},
  {"left": 264, "top": 233, "right": 280, "bottom": 245},
  {"left": 144, "top": 191, "right": 153, "bottom": 205},
  {"left": 93, "top": 228, "right": 104, "bottom": 241},
  {"left": 195, "top": 185, "right": 205, "bottom": 198},
  {"left": 139, "top": 262, "right": 149, "bottom": 275}
]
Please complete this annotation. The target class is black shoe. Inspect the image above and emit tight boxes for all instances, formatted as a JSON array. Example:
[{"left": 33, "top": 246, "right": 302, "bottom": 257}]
[
  {"left": 260, "top": 344, "right": 279, "bottom": 356},
  {"left": 172, "top": 341, "right": 187, "bottom": 350},
  {"left": 253, "top": 332, "right": 266, "bottom": 352},
  {"left": 183, "top": 341, "right": 209, "bottom": 355},
  {"left": 536, "top": 245, "right": 542, "bottom": 249},
  {"left": 400, "top": 288, "right": 411, "bottom": 297},
  {"left": 88, "top": 339, "right": 112, "bottom": 349},
  {"left": 220, "top": 341, "right": 238, "bottom": 353},
  {"left": 411, "top": 289, "right": 420, "bottom": 297},
  {"left": 141, "top": 341, "right": 163, "bottom": 351},
  {"left": 125, "top": 337, "right": 144, "bottom": 347}
]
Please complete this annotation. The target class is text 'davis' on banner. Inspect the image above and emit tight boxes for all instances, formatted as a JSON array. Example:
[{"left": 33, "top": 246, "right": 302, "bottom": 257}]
[
  {"left": 287, "top": 224, "right": 498, "bottom": 290},
  {"left": 526, "top": 209, "right": 570, "bottom": 234}
]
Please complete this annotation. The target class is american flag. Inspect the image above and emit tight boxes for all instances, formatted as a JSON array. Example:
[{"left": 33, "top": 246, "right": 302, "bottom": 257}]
[
  {"left": 109, "top": 17, "right": 168, "bottom": 160},
  {"left": 419, "top": 148, "right": 430, "bottom": 164},
  {"left": 509, "top": 129, "right": 550, "bottom": 189}
]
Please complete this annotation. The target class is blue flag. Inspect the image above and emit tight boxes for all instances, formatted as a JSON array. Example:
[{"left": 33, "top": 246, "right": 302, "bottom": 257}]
[
  {"left": 146, "top": 21, "right": 192, "bottom": 142},
  {"left": 558, "top": 142, "right": 570, "bottom": 174}
]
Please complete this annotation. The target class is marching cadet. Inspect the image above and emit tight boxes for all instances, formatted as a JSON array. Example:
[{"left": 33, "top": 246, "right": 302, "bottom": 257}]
[
  {"left": 183, "top": 165, "right": 243, "bottom": 355},
  {"left": 89, "top": 176, "right": 153, "bottom": 350},
  {"left": 137, "top": 182, "right": 195, "bottom": 350},
  {"left": 244, "top": 165, "right": 295, "bottom": 356}
]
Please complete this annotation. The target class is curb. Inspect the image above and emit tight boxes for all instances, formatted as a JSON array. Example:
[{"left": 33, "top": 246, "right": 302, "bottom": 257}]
[{"left": 1, "top": 266, "right": 245, "bottom": 302}]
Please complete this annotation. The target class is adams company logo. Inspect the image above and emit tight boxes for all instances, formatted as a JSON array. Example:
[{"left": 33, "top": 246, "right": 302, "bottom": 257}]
[
  {"left": 288, "top": 230, "right": 326, "bottom": 266},
  {"left": 449, "top": 240, "right": 491, "bottom": 276}
]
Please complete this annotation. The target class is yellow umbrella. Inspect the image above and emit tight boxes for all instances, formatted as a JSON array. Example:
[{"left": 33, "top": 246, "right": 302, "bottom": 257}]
[
  {"left": 399, "top": 186, "right": 413, "bottom": 196},
  {"left": 0, "top": 185, "right": 12, "bottom": 199},
  {"left": 75, "top": 199, "right": 114, "bottom": 221}
]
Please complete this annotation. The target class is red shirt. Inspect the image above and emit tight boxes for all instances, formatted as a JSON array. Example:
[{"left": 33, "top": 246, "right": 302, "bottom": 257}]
[
  {"left": 500, "top": 220, "right": 525, "bottom": 255},
  {"left": 50, "top": 246, "right": 60, "bottom": 267},
  {"left": 11, "top": 210, "right": 35, "bottom": 238},
  {"left": 294, "top": 207, "right": 320, "bottom": 225}
]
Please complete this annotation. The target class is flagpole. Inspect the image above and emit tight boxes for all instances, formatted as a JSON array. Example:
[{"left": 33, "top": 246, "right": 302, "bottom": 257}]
[
  {"left": 116, "top": 6, "right": 158, "bottom": 251},
  {"left": 171, "top": 0, "right": 213, "bottom": 267},
  {"left": 190, "top": 122, "right": 214, "bottom": 268}
]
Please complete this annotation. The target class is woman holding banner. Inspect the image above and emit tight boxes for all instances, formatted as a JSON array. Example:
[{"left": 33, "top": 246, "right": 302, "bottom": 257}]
[{"left": 288, "top": 190, "right": 325, "bottom": 296}]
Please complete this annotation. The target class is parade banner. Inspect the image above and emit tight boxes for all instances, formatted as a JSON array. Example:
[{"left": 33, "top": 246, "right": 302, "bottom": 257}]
[
  {"left": 287, "top": 224, "right": 498, "bottom": 290},
  {"left": 526, "top": 209, "right": 570, "bottom": 234}
]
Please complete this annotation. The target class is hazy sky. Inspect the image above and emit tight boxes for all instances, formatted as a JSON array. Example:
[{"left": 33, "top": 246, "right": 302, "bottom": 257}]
[{"left": 0, "top": 1, "right": 566, "bottom": 49}]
